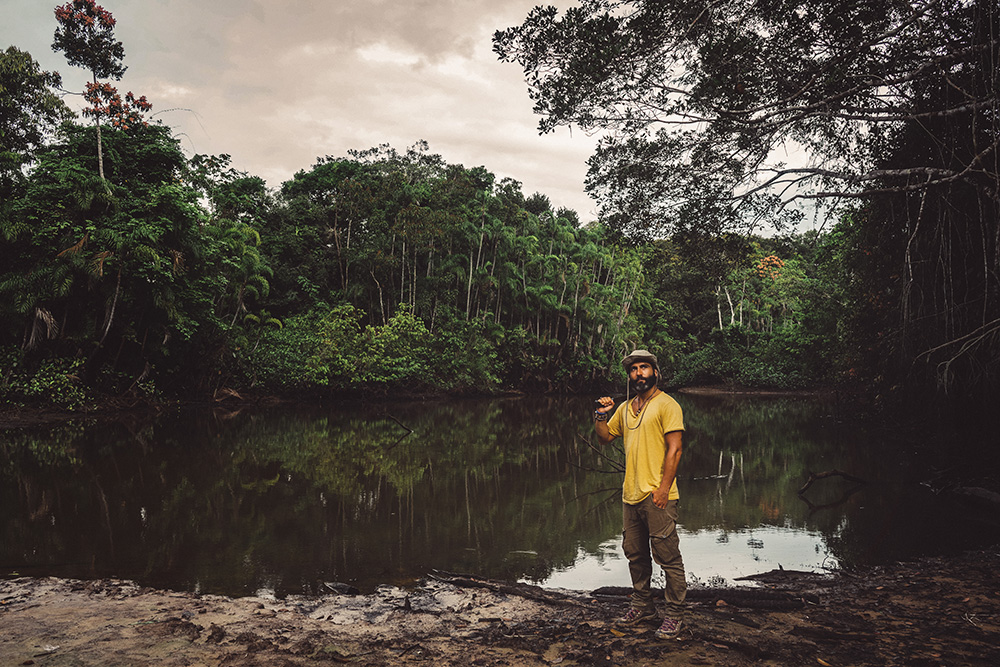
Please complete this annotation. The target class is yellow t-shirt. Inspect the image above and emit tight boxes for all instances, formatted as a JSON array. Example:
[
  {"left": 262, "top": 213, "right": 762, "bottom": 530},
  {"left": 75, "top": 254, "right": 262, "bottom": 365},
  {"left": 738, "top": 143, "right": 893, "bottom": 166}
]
[{"left": 607, "top": 392, "right": 685, "bottom": 504}]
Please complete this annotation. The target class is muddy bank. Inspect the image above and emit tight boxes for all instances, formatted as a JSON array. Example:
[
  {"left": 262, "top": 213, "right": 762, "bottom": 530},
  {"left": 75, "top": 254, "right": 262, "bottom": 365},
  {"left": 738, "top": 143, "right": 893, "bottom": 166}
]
[{"left": 2, "top": 549, "right": 998, "bottom": 666}]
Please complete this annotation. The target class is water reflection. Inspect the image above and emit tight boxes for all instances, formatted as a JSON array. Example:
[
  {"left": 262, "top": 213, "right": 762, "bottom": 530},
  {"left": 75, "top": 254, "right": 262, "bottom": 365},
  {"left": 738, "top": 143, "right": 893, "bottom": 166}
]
[{"left": 1, "top": 394, "right": 997, "bottom": 597}]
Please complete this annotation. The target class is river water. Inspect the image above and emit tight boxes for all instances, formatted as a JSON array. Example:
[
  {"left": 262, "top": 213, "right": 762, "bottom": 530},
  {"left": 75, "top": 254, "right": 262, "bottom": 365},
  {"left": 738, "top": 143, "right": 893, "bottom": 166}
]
[{"left": 2, "top": 393, "right": 997, "bottom": 597}]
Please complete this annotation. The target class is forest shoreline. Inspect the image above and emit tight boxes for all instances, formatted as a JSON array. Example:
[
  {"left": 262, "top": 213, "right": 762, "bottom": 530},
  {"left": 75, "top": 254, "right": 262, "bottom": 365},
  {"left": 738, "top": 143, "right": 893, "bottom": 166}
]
[
  {"left": 2, "top": 548, "right": 998, "bottom": 666},
  {"left": 0, "top": 384, "right": 850, "bottom": 430}
]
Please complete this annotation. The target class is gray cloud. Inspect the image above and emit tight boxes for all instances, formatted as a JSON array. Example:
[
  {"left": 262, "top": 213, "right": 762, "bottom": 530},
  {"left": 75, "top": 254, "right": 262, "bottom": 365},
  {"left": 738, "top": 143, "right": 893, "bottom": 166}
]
[{"left": 2, "top": 0, "right": 598, "bottom": 218}]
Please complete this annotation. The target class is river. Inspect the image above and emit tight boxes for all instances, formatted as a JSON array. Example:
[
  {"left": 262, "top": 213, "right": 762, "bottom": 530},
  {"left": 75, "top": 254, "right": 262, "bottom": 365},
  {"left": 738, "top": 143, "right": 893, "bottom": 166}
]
[{"left": 2, "top": 393, "right": 997, "bottom": 597}]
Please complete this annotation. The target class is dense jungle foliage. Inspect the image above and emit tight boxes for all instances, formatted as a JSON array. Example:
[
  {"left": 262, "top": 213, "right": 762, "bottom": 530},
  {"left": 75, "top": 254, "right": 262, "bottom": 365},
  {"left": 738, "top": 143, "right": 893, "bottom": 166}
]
[
  {"left": 495, "top": 0, "right": 999, "bottom": 424},
  {"left": 0, "top": 117, "right": 851, "bottom": 403},
  {"left": 2, "top": 0, "right": 997, "bottom": 430}
]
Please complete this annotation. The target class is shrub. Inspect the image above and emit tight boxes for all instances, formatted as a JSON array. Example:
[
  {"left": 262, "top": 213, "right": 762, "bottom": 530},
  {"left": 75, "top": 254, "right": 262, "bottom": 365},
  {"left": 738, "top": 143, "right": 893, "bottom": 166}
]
[
  {"left": 3, "top": 355, "right": 90, "bottom": 409},
  {"left": 237, "top": 304, "right": 362, "bottom": 391},
  {"left": 358, "top": 305, "right": 433, "bottom": 389},
  {"left": 430, "top": 312, "right": 502, "bottom": 392}
]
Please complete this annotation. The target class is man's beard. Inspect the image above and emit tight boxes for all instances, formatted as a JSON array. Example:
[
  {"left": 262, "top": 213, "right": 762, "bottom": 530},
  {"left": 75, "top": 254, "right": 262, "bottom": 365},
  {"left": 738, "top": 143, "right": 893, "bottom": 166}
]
[{"left": 629, "top": 374, "right": 657, "bottom": 394}]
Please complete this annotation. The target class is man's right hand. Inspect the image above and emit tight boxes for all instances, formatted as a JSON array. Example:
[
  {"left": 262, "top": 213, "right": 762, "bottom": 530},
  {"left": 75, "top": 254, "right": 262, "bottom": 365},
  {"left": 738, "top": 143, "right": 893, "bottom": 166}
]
[{"left": 594, "top": 397, "right": 614, "bottom": 443}]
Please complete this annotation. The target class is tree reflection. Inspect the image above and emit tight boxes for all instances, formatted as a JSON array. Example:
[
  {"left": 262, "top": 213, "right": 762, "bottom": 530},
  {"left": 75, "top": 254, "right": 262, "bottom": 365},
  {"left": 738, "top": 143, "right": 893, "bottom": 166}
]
[
  {"left": 2, "top": 396, "right": 997, "bottom": 595},
  {"left": 0, "top": 400, "right": 618, "bottom": 595}
]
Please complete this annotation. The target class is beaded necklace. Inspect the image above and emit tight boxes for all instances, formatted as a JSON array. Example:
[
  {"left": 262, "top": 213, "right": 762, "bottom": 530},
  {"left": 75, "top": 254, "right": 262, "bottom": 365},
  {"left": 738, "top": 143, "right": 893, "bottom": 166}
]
[{"left": 625, "top": 388, "right": 658, "bottom": 430}]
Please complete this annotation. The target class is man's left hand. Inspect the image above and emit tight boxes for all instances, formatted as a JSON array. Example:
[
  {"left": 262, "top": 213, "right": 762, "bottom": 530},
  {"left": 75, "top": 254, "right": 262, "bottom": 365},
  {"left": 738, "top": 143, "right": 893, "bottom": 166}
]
[{"left": 651, "top": 486, "right": 670, "bottom": 509}]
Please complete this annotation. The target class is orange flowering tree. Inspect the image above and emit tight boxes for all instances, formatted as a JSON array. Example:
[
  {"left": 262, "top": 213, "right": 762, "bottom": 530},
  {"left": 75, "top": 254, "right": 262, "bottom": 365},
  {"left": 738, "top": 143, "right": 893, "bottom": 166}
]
[{"left": 755, "top": 255, "right": 784, "bottom": 282}]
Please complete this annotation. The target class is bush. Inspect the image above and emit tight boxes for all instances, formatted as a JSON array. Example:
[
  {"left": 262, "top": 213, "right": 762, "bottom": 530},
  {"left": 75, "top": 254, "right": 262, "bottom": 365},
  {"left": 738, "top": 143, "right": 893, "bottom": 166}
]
[
  {"left": 666, "top": 326, "right": 817, "bottom": 389},
  {"left": 429, "top": 312, "right": 502, "bottom": 392},
  {"left": 236, "top": 304, "right": 362, "bottom": 391},
  {"left": 2, "top": 354, "right": 91, "bottom": 409},
  {"left": 358, "top": 305, "right": 434, "bottom": 389}
]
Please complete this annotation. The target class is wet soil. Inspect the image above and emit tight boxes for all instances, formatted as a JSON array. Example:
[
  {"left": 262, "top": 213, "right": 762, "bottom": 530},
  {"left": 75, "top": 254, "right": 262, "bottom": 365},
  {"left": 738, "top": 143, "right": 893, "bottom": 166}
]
[{"left": 2, "top": 549, "right": 998, "bottom": 666}]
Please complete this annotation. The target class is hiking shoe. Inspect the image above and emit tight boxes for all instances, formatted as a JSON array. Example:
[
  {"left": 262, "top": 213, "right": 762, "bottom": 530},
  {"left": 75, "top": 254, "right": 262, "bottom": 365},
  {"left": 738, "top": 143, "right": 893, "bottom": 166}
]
[
  {"left": 615, "top": 606, "right": 658, "bottom": 627},
  {"left": 654, "top": 617, "right": 683, "bottom": 640}
]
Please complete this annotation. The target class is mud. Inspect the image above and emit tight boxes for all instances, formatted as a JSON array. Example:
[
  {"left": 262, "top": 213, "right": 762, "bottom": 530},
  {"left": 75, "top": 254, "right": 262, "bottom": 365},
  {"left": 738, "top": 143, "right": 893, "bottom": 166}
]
[{"left": 2, "top": 549, "right": 999, "bottom": 666}]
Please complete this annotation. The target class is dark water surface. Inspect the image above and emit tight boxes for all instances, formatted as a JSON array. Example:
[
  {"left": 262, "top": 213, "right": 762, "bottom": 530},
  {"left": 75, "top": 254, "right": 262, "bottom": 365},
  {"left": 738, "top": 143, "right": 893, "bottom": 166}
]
[{"left": 3, "top": 394, "right": 997, "bottom": 597}]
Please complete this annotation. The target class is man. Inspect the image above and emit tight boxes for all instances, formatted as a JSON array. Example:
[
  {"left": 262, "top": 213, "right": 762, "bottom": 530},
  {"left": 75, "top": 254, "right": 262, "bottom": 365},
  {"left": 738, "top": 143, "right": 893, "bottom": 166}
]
[{"left": 595, "top": 349, "right": 686, "bottom": 640}]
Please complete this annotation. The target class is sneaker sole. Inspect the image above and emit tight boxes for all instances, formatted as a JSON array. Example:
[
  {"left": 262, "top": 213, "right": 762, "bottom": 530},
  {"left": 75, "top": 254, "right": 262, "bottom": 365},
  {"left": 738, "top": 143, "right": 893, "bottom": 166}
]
[
  {"left": 615, "top": 613, "right": 659, "bottom": 627},
  {"left": 654, "top": 623, "right": 683, "bottom": 640}
]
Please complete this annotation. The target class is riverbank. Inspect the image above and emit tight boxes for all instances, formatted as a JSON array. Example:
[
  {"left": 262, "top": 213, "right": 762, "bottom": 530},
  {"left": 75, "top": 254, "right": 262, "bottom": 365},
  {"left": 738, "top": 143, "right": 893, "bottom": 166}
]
[
  {"left": 0, "top": 383, "right": 845, "bottom": 430},
  {"left": 2, "top": 549, "right": 998, "bottom": 666}
]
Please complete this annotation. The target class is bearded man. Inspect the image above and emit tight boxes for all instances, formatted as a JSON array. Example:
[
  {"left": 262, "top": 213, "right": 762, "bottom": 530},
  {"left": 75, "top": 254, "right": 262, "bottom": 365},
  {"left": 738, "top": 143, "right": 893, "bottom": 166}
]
[{"left": 594, "top": 349, "right": 686, "bottom": 640}]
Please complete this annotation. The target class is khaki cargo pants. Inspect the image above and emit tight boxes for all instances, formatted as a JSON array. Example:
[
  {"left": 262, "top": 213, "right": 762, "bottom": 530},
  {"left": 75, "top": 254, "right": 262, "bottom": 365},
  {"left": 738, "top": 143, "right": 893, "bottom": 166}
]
[{"left": 622, "top": 496, "right": 686, "bottom": 618}]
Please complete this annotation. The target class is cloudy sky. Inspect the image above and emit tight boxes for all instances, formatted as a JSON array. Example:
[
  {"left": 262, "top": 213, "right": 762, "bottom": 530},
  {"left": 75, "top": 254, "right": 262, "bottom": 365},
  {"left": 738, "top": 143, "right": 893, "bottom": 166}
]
[{"left": 4, "top": 0, "right": 600, "bottom": 218}]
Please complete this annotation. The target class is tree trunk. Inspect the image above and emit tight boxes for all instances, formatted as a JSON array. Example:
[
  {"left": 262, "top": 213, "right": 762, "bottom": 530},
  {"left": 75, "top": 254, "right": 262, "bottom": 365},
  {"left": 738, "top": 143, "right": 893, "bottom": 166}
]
[
  {"left": 466, "top": 242, "right": 474, "bottom": 320},
  {"left": 400, "top": 239, "right": 406, "bottom": 306},
  {"left": 371, "top": 271, "right": 386, "bottom": 325},
  {"left": 92, "top": 73, "right": 107, "bottom": 184},
  {"left": 716, "top": 285, "right": 724, "bottom": 329}
]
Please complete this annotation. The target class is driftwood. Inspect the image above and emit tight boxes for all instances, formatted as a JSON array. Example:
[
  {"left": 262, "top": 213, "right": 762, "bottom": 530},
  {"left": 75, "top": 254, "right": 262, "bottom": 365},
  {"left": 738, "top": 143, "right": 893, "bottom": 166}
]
[
  {"left": 950, "top": 486, "right": 1000, "bottom": 510},
  {"left": 430, "top": 568, "right": 823, "bottom": 612},
  {"left": 797, "top": 469, "right": 867, "bottom": 513},
  {"left": 429, "top": 571, "right": 588, "bottom": 608},
  {"left": 322, "top": 581, "right": 361, "bottom": 596},
  {"left": 797, "top": 469, "right": 867, "bottom": 495},
  {"left": 380, "top": 414, "right": 414, "bottom": 452},
  {"left": 591, "top": 585, "right": 816, "bottom": 610},
  {"left": 734, "top": 568, "right": 825, "bottom": 583}
]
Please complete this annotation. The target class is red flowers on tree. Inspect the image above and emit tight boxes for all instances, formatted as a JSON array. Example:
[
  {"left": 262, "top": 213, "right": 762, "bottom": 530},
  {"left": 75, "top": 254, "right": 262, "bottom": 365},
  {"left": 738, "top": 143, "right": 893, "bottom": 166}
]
[
  {"left": 52, "top": 0, "right": 145, "bottom": 181},
  {"left": 83, "top": 82, "right": 151, "bottom": 131},
  {"left": 52, "top": 0, "right": 125, "bottom": 80}
]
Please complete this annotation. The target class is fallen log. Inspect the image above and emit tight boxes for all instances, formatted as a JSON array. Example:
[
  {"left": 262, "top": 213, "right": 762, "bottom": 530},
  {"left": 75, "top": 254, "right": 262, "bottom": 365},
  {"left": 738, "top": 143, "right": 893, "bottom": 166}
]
[
  {"left": 797, "top": 469, "right": 868, "bottom": 513},
  {"left": 797, "top": 469, "right": 867, "bottom": 495},
  {"left": 950, "top": 486, "right": 1000, "bottom": 510},
  {"left": 734, "top": 568, "right": 825, "bottom": 583},
  {"left": 428, "top": 571, "right": 588, "bottom": 608},
  {"left": 591, "top": 585, "right": 816, "bottom": 609}
]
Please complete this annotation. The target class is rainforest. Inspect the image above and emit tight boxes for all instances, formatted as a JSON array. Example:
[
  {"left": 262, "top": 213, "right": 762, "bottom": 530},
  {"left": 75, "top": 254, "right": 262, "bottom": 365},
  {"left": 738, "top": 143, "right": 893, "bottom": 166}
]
[
  {"left": 2, "top": 3, "right": 999, "bottom": 665},
  {"left": 2, "top": 0, "right": 998, "bottom": 439}
]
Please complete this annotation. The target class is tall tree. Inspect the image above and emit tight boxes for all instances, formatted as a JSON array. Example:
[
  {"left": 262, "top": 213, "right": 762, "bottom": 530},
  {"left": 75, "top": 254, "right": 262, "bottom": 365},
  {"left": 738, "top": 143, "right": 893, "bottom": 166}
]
[
  {"left": 52, "top": 0, "right": 127, "bottom": 181},
  {"left": 496, "top": 0, "right": 999, "bottom": 412},
  {"left": 3, "top": 122, "right": 211, "bottom": 383},
  {"left": 495, "top": 0, "right": 996, "bottom": 232}
]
